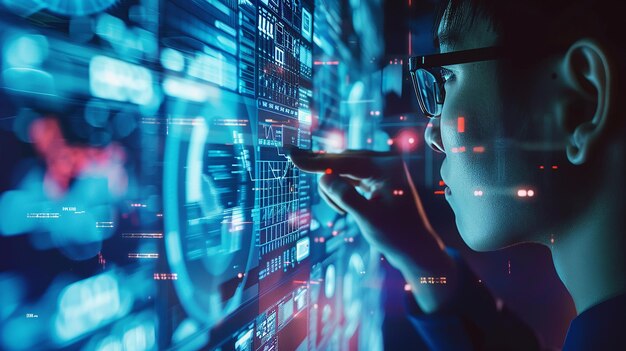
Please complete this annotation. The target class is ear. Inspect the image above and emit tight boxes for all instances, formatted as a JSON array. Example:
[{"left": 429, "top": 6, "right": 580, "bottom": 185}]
[{"left": 559, "top": 39, "right": 613, "bottom": 165}]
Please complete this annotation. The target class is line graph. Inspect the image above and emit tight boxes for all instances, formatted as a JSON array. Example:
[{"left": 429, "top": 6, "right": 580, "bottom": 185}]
[{"left": 258, "top": 159, "right": 300, "bottom": 255}]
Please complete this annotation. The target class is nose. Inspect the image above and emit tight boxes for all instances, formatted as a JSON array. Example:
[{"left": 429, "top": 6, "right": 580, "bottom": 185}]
[{"left": 424, "top": 118, "right": 445, "bottom": 153}]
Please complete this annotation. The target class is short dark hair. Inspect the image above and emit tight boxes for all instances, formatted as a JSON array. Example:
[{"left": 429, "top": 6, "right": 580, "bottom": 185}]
[
  {"left": 433, "top": 0, "right": 626, "bottom": 135},
  {"left": 433, "top": 0, "right": 624, "bottom": 61}
]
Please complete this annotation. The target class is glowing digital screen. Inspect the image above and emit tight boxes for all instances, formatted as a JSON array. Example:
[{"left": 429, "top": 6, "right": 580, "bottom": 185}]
[{"left": 0, "top": 0, "right": 386, "bottom": 350}]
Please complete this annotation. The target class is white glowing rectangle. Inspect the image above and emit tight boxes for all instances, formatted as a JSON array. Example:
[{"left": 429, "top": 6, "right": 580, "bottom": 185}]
[
  {"left": 163, "top": 77, "right": 219, "bottom": 102},
  {"left": 302, "top": 8, "right": 312, "bottom": 42},
  {"left": 296, "top": 237, "right": 310, "bottom": 262},
  {"left": 89, "top": 55, "right": 154, "bottom": 106},
  {"left": 298, "top": 109, "right": 312, "bottom": 125}
]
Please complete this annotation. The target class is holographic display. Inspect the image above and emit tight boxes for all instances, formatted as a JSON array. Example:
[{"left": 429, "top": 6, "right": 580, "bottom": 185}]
[{"left": 0, "top": 0, "right": 387, "bottom": 349}]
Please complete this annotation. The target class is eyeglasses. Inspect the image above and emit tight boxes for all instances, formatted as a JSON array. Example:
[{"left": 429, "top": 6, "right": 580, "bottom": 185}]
[{"left": 408, "top": 46, "right": 504, "bottom": 118}]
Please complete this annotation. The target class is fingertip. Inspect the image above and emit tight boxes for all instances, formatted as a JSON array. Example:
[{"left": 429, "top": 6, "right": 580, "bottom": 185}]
[
  {"left": 285, "top": 147, "right": 313, "bottom": 158},
  {"left": 289, "top": 149, "right": 327, "bottom": 172}
]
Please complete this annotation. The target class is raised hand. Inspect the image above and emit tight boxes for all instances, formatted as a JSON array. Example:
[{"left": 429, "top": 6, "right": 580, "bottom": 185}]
[{"left": 289, "top": 148, "right": 459, "bottom": 312}]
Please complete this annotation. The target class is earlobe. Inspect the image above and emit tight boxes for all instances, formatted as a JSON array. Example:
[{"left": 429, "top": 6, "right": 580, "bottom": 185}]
[
  {"left": 560, "top": 39, "right": 613, "bottom": 165},
  {"left": 566, "top": 122, "right": 598, "bottom": 165}
]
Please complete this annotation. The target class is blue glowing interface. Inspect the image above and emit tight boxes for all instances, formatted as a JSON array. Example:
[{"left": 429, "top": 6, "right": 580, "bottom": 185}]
[{"left": 0, "top": 0, "right": 386, "bottom": 350}]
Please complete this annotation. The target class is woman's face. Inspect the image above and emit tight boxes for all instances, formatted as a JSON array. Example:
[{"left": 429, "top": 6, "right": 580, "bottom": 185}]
[{"left": 431, "top": 15, "right": 574, "bottom": 251}]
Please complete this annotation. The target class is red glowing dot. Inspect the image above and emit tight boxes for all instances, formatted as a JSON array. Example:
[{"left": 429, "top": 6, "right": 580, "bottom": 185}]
[
  {"left": 439, "top": 180, "right": 445, "bottom": 186},
  {"left": 408, "top": 137, "right": 415, "bottom": 144},
  {"left": 527, "top": 190, "right": 535, "bottom": 197},
  {"left": 539, "top": 165, "right": 545, "bottom": 169},
  {"left": 457, "top": 117, "right": 465, "bottom": 133},
  {"left": 517, "top": 189, "right": 527, "bottom": 197},
  {"left": 552, "top": 165, "right": 558, "bottom": 170},
  {"left": 237, "top": 273, "right": 244, "bottom": 278},
  {"left": 387, "top": 139, "right": 394, "bottom": 145},
  {"left": 325, "top": 168, "right": 333, "bottom": 174},
  {"left": 404, "top": 284, "right": 412, "bottom": 291},
  {"left": 472, "top": 146, "right": 485, "bottom": 153}
]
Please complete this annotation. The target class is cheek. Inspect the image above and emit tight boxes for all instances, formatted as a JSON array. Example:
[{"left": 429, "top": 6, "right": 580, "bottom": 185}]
[
  {"left": 440, "top": 75, "right": 504, "bottom": 155},
  {"left": 440, "top": 92, "right": 503, "bottom": 189}
]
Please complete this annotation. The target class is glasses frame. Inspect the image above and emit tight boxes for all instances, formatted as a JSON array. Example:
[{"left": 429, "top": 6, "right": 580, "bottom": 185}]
[{"left": 408, "top": 46, "right": 505, "bottom": 118}]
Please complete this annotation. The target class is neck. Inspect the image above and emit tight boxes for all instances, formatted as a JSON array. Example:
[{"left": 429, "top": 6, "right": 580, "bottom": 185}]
[{"left": 550, "top": 190, "right": 626, "bottom": 314}]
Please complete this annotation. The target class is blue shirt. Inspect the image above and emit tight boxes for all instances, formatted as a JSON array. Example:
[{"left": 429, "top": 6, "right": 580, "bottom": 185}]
[{"left": 406, "top": 250, "right": 626, "bottom": 350}]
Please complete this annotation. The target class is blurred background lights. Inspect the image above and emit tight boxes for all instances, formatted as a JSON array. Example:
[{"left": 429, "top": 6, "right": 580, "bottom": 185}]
[
  {"left": 323, "top": 130, "right": 345, "bottom": 152},
  {"left": 394, "top": 129, "right": 419, "bottom": 152},
  {"left": 517, "top": 189, "right": 535, "bottom": 197},
  {"left": 160, "top": 48, "right": 185, "bottom": 72},
  {"left": 96, "top": 13, "right": 126, "bottom": 43},
  {"left": 4, "top": 34, "right": 49, "bottom": 68},
  {"left": 55, "top": 272, "right": 128, "bottom": 342},
  {"left": 33, "top": 0, "right": 119, "bottom": 16},
  {"left": 89, "top": 55, "right": 154, "bottom": 106}
]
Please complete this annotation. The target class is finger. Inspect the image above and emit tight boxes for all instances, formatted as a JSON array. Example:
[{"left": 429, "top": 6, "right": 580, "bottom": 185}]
[
  {"left": 288, "top": 149, "right": 386, "bottom": 179},
  {"left": 318, "top": 173, "right": 371, "bottom": 215},
  {"left": 318, "top": 185, "right": 346, "bottom": 215}
]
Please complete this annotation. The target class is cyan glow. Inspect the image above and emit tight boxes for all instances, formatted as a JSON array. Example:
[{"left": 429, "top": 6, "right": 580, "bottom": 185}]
[
  {"left": 298, "top": 108, "right": 312, "bottom": 125},
  {"left": 54, "top": 272, "right": 128, "bottom": 342},
  {"left": 296, "top": 237, "right": 310, "bottom": 262},
  {"left": 95, "top": 13, "right": 126, "bottom": 43},
  {"left": 94, "top": 336, "right": 123, "bottom": 351},
  {"left": 302, "top": 8, "right": 313, "bottom": 42},
  {"left": 0, "top": 190, "right": 37, "bottom": 236},
  {"left": 89, "top": 55, "right": 154, "bottom": 105},
  {"left": 188, "top": 51, "right": 237, "bottom": 91},
  {"left": 33, "top": 0, "right": 119, "bottom": 16},
  {"left": 325, "top": 264, "right": 336, "bottom": 298},
  {"left": 162, "top": 77, "right": 220, "bottom": 102},
  {"left": 2, "top": 68, "right": 56, "bottom": 96},
  {"left": 121, "top": 322, "right": 155, "bottom": 351},
  {"left": 235, "top": 327, "right": 253, "bottom": 349},
  {"left": 215, "top": 21, "right": 236, "bottom": 37},
  {"left": 160, "top": 48, "right": 185, "bottom": 72},
  {"left": 0, "top": 273, "right": 25, "bottom": 320},
  {"left": 0, "top": 0, "right": 44, "bottom": 17},
  {"left": 4, "top": 34, "right": 48, "bottom": 68},
  {"left": 186, "top": 118, "right": 209, "bottom": 203}
]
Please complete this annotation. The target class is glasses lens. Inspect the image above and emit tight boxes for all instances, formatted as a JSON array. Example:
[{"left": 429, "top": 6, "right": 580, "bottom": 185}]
[{"left": 414, "top": 69, "right": 443, "bottom": 117}]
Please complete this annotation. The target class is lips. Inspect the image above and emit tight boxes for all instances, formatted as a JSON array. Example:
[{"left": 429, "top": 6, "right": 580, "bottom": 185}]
[{"left": 440, "top": 161, "right": 452, "bottom": 196}]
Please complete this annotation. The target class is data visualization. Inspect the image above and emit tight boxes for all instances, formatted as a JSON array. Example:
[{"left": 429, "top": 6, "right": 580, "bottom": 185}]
[{"left": 0, "top": 0, "right": 387, "bottom": 350}]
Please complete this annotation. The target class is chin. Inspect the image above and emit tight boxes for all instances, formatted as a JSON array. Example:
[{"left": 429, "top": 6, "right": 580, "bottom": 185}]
[{"left": 455, "top": 214, "right": 520, "bottom": 252}]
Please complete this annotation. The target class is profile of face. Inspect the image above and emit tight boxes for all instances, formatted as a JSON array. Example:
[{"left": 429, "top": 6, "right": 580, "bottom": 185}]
[{"left": 428, "top": 11, "right": 597, "bottom": 251}]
